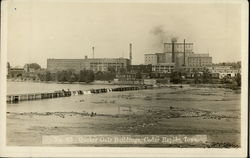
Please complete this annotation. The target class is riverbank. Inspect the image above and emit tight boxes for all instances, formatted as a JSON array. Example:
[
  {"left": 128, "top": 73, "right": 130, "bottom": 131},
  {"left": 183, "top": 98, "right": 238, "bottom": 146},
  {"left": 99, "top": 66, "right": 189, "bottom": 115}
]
[
  {"left": 7, "top": 79, "right": 241, "bottom": 90},
  {"left": 190, "top": 83, "right": 241, "bottom": 90},
  {"left": 7, "top": 79, "right": 114, "bottom": 85}
]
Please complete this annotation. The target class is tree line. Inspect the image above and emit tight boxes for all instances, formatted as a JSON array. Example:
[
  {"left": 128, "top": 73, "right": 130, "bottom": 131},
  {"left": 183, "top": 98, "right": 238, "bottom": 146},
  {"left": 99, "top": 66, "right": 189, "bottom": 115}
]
[
  {"left": 38, "top": 70, "right": 116, "bottom": 83},
  {"left": 170, "top": 69, "right": 241, "bottom": 86}
]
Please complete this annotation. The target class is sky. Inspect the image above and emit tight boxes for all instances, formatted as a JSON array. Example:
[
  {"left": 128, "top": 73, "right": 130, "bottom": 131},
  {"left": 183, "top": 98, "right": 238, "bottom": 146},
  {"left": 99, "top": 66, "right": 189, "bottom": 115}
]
[{"left": 6, "top": 0, "right": 243, "bottom": 68}]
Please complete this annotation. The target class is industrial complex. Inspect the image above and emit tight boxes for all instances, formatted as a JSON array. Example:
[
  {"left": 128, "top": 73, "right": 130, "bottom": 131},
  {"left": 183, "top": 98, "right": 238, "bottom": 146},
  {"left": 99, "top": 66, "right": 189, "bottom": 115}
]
[
  {"left": 47, "top": 39, "right": 212, "bottom": 73},
  {"left": 47, "top": 44, "right": 133, "bottom": 73},
  {"left": 47, "top": 58, "right": 130, "bottom": 73},
  {"left": 145, "top": 39, "right": 212, "bottom": 73},
  {"left": 7, "top": 38, "right": 240, "bottom": 85}
]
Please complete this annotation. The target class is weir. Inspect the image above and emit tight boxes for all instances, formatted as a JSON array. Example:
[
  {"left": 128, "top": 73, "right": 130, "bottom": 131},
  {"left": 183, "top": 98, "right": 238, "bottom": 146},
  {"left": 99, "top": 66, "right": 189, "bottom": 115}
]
[{"left": 6, "top": 85, "right": 153, "bottom": 103}]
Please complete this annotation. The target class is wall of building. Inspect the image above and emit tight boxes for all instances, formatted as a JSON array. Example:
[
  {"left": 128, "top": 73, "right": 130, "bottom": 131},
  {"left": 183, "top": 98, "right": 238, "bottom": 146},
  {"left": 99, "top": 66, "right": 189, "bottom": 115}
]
[
  {"left": 152, "top": 63, "right": 175, "bottom": 73},
  {"left": 187, "top": 56, "right": 212, "bottom": 67},
  {"left": 47, "top": 58, "right": 130, "bottom": 72},
  {"left": 164, "top": 43, "right": 193, "bottom": 53},
  {"left": 156, "top": 53, "right": 166, "bottom": 63},
  {"left": 47, "top": 59, "right": 85, "bottom": 72},
  {"left": 165, "top": 53, "right": 172, "bottom": 63},
  {"left": 144, "top": 54, "right": 157, "bottom": 65}
]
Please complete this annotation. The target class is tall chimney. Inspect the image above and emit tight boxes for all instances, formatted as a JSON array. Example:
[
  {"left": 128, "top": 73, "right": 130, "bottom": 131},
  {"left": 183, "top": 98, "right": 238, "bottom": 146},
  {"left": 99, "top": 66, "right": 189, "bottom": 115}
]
[
  {"left": 171, "top": 40, "right": 175, "bottom": 63},
  {"left": 129, "top": 43, "right": 132, "bottom": 65},
  {"left": 183, "top": 39, "right": 186, "bottom": 66},
  {"left": 92, "top": 46, "right": 95, "bottom": 58}
]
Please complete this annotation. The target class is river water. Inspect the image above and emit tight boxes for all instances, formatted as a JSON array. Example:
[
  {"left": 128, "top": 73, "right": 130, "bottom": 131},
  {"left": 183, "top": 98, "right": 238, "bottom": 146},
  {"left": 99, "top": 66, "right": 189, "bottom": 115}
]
[
  {"left": 7, "top": 81, "right": 240, "bottom": 116},
  {"left": 6, "top": 81, "right": 241, "bottom": 147},
  {"left": 7, "top": 81, "right": 119, "bottom": 94}
]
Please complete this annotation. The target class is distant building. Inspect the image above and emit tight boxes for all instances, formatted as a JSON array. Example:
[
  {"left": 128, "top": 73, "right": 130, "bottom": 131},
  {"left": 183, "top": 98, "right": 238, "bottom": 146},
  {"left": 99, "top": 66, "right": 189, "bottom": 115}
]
[
  {"left": 164, "top": 42, "right": 193, "bottom": 53},
  {"left": 115, "top": 72, "right": 144, "bottom": 85},
  {"left": 144, "top": 39, "right": 212, "bottom": 70},
  {"left": 47, "top": 58, "right": 130, "bottom": 72},
  {"left": 187, "top": 54, "right": 212, "bottom": 67},
  {"left": 7, "top": 62, "right": 25, "bottom": 78},
  {"left": 152, "top": 63, "right": 175, "bottom": 73},
  {"left": 144, "top": 54, "right": 157, "bottom": 65},
  {"left": 127, "top": 64, "right": 152, "bottom": 73},
  {"left": 8, "top": 68, "right": 25, "bottom": 78},
  {"left": 207, "top": 66, "right": 240, "bottom": 79}
]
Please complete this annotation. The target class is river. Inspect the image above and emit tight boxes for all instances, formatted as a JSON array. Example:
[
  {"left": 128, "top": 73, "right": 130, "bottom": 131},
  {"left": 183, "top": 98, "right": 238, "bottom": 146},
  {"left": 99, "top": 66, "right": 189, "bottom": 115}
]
[{"left": 6, "top": 81, "right": 241, "bottom": 147}]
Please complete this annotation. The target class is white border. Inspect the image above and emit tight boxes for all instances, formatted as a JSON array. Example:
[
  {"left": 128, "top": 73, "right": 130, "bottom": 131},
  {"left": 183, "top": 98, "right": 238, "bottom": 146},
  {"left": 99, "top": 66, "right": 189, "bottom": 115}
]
[{"left": 0, "top": 0, "right": 248, "bottom": 157}]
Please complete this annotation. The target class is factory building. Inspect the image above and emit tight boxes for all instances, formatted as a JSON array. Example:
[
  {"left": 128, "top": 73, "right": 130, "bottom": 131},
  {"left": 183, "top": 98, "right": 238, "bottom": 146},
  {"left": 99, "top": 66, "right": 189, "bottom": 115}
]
[
  {"left": 152, "top": 63, "right": 175, "bottom": 73},
  {"left": 144, "top": 54, "right": 158, "bottom": 65},
  {"left": 144, "top": 39, "right": 212, "bottom": 70},
  {"left": 47, "top": 43, "right": 133, "bottom": 73},
  {"left": 47, "top": 58, "right": 130, "bottom": 72},
  {"left": 187, "top": 54, "right": 212, "bottom": 67},
  {"left": 164, "top": 42, "right": 193, "bottom": 53},
  {"left": 207, "top": 66, "right": 240, "bottom": 79}
]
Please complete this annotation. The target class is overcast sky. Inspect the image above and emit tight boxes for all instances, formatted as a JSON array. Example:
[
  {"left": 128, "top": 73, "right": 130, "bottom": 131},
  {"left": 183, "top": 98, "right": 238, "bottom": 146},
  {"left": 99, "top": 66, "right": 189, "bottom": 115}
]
[{"left": 7, "top": 0, "right": 242, "bottom": 68}]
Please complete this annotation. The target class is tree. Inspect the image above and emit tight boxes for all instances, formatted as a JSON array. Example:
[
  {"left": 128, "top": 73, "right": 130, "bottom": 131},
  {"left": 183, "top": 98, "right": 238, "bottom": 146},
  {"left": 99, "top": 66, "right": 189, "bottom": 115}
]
[
  {"left": 85, "top": 70, "right": 94, "bottom": 83},
  {"left": 69, "top": 73, "right": 77, "bottom": 83},
  {"left": 79, "top": 70, "right": 94, "bottom": 83},
  {"left": 235, "top": 73, "right": 241, "bottom": 86},
  {"left": 202, "top": 69, "right": 212, "bottom": 84},
  {"left": 57, "top": 70, "right": 67, "bottom": 82},
  {"left": 193, "top": 71, "right": 200, "bottom": 84},
  {"left": 220, "top": 75, "right": 232, "bottom": 84},
  {"left": 27, "top": 63, "right": 41, "bottom": 70},
  {"left": 95, "top": 71, "right": 104, "bottom": 80},
  {"left": 45, "top": 71, "right": 52, "bottom": 81},
  {"left": 171, "top": 71, "right": 182, "bottom": 84},
  {"left": 108, "top": 67, "right": 116, "bottom": 73},
  {"left": 118, "top": 67, "right": 127, "bottom": 74}
]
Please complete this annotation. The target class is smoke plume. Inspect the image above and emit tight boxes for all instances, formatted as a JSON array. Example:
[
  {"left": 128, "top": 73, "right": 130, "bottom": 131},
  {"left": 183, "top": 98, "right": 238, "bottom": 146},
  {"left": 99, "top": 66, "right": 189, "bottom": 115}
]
[
  {"left": 148, "top": 25, "right": 178, "bottom": 53},
  {"left": 150, "top": 25, "right": 178, "bottom": 43}
]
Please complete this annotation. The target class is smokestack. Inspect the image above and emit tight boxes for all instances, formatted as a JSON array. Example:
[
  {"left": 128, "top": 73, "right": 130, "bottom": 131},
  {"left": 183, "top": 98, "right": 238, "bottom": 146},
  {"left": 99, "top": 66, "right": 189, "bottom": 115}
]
[
  {"left": 183, "top": 39, "right": 186, "bottom": 66},
  {"left": 171, "top": 38, "right": 176, "bottom": 63},
  {"left": 92, "top": 46, "right": 95, "bottom": 58},
  {"left": 129, "top": 43, "right": 132, "bottom": 65}
]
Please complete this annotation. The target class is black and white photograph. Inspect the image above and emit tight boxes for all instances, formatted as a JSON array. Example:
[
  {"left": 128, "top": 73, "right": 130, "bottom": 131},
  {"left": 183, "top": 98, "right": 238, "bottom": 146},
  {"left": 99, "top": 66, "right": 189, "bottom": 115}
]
[{"left": 0, "top": 0, "right": 248, "bottom": 157}]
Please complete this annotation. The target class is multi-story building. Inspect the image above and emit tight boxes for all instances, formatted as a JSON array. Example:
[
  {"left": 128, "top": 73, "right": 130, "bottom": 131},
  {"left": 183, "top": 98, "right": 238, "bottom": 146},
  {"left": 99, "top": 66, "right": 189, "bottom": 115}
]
[
  {"left": 144, "top": 54, "right": 157, "bottom": 65},
  {"left": 47, "top": 57, "right": 130, "bottom": 73},
  {"left": 144, "top": 39, "right": 212, "bottom": 70},
  {"left": 187, "top": 54, "right": 212, "bottom": 67},
  {"left": 152, "top": 63, "right": 175, "bottom": 73},
  {"left": 164, "top": 42, "right": 193, "bottom": 53}
]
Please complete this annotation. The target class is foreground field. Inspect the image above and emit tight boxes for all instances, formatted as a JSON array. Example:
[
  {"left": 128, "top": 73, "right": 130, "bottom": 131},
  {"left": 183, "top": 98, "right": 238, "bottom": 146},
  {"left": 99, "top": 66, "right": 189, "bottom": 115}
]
[{"left": 7, "top": 86, "right": 241, "bottom": 147}]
